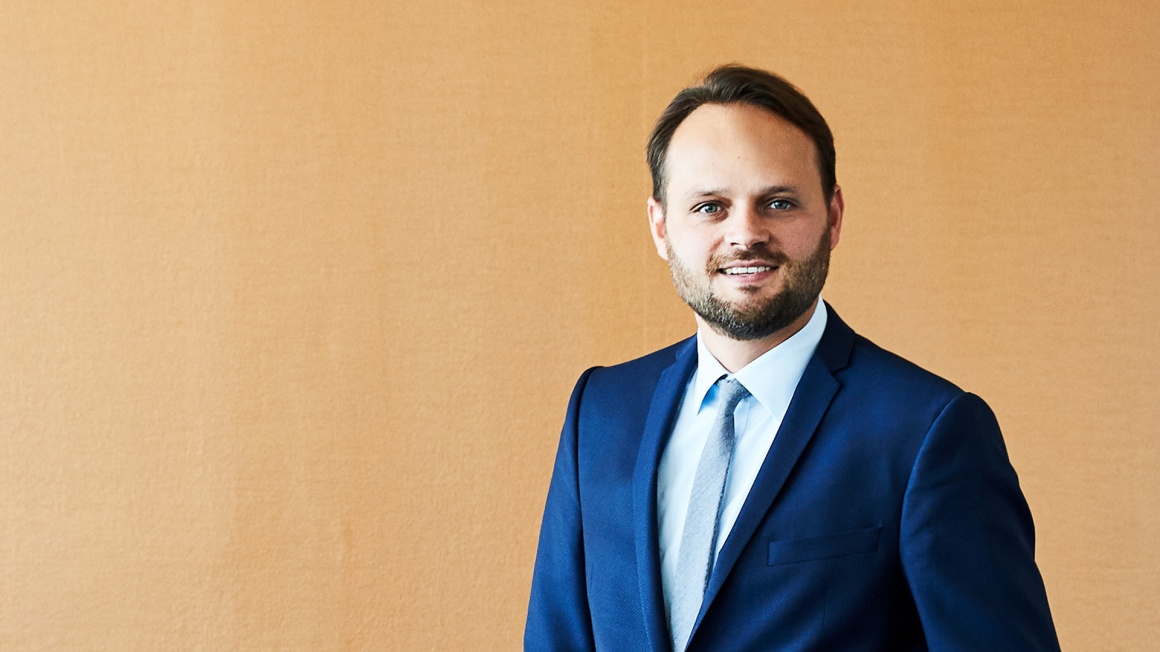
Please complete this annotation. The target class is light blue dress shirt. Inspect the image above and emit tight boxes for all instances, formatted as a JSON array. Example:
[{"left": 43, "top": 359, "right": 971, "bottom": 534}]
[{"left": 657, "top": 299, "right": 828, "bottom": 624}]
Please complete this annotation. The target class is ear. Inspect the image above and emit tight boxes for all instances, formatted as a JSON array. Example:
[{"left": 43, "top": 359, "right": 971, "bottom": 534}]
[
  {"left": 827, "top": 185, "right": 845, "bottom": 250},
  {"left": 647, "top": 196, "right": 670, "bottom": 260}
]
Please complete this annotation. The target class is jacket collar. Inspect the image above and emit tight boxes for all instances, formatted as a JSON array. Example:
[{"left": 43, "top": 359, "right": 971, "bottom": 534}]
[{"left": 633, "top": 334, "right": 697, "bottom": 651}]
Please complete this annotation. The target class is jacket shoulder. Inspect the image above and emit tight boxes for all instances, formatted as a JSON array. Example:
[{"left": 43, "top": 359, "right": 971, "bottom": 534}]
[
  {"left": 831, "top": 332, "right": 980, "bottom": 439},
  {"left": 821, "top": 305, "right": 966, "bottom": 408},
  {"left": 583, "top": 337, "right": 693, "bottom": 392},
  {"left": 847, "top": 334, "right": 962, "bottom": 395}
]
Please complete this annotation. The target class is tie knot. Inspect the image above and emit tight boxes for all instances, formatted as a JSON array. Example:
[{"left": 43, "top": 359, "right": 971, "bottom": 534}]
[{"left": 716, "top": 377, "right": 749, "bottom": 412}]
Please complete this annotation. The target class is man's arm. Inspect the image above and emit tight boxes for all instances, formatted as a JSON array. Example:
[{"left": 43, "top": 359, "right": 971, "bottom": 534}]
[
  {"left": 525, "top": 369, "right": 598, "bottom": 651},
  {"left": 900, "top": 392, "right": 1060, "bottom": 651}
]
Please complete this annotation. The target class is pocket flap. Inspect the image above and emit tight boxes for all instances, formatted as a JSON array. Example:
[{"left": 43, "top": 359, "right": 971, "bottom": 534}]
[{"left": 767, "top": 526, "right": 881, "bottom": 566}]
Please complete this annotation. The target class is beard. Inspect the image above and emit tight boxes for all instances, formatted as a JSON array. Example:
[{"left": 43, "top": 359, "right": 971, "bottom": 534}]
[{"left": 665, "top": 229, "right": 830, "bottom": 341}]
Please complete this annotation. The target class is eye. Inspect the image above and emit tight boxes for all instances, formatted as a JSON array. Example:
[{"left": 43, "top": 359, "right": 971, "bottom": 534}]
[
  {"left": 694, "top": 202, "right": 723, "bottom": 215},
  {"left": 767, "top": 198, "right": 794, "bottom": 211}
]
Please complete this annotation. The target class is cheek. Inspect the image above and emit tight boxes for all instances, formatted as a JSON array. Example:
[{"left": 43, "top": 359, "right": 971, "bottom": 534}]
[
  {"left": 672, "top": 241, "right": 715, "bottom": 271},
  {"left": 665, "top": 227, "right": 704, "bottom": 259},
  {"left": 781, "top": 224, "right": 828, "bottom": 258}
]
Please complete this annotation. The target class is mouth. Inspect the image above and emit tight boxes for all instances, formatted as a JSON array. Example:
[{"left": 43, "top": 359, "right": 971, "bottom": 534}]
[
  {"left": 720, "top": 265, "right": 776, "bottom": 275},
  {"left": 716, "top": 262, "right": 780, "bottom": 287}
]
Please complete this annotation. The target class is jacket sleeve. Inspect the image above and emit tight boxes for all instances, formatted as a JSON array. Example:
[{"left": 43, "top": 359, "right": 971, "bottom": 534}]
[
  {"left": 525, "top": 368, "right": 598, "bottom": 651},
  {"left": 900, "top": 392, "right": 1060, "bottom": 651}
]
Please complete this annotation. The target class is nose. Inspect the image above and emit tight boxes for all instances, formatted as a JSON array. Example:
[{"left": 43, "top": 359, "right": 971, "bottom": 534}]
[{"left": 723, "top": 204, "right": 770, "bottom": 249}]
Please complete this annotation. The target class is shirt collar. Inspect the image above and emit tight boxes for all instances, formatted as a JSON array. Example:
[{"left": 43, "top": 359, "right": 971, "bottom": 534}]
[{"left": 692, "top": 298, "right": 829, "bottom": 415}]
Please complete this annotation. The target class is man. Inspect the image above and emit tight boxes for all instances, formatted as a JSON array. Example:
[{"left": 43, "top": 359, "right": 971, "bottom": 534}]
[{"left": 526, "top": 65, "right": 1059, "bottom": 651}]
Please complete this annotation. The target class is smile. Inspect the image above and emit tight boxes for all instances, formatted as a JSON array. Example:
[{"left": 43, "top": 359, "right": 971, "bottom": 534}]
[{"left": 721, "top": 266, "right": 774, "bottom": 275}]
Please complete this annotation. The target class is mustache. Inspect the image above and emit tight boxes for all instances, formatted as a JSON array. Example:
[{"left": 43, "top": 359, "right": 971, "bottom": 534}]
[{"left": 708, "top": 245, "right": 789, "bottom": 270}]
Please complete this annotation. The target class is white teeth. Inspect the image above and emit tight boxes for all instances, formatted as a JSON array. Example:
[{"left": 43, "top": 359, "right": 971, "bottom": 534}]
[{"left": 723, "top": 266, "right": 772, "bottom": 275}]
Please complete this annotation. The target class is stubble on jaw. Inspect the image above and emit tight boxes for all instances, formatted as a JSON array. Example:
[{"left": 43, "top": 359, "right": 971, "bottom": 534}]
[{"left": 664, "top": 229, "right": 830, "bottom": 341}]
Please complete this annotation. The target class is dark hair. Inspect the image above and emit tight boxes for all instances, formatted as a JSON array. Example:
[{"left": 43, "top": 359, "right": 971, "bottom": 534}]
[{"left": 646, "top": 64, "right": 836, "bottom": 204}]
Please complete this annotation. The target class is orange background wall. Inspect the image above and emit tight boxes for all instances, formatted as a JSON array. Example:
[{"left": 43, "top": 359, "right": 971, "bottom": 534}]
[{"left": 1, "top": 1, "right": 1156, "bottom": 649}]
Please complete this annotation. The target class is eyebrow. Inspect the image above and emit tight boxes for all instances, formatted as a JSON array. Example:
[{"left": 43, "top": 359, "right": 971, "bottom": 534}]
[{"left": 682, "top": 185, "right": 800, "bottom": 201}]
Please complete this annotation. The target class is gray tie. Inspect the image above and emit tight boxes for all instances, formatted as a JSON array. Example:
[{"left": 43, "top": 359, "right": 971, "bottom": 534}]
[{"left": 669, "top": 377, "right": 750, "bottom": 651}]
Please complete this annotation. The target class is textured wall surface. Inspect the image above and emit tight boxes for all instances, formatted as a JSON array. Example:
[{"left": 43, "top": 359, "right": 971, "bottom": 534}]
[{"left": 1, "top": 0, "right": 1156, "bottom": 649}]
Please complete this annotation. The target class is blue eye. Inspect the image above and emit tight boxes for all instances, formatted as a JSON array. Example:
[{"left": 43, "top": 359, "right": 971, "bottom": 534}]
[
  {"left": 695, "top": 203, "right": 722, "bottom": 214},
  {"left": 769, "top": 199, "right": 793, "bottom": 210}
]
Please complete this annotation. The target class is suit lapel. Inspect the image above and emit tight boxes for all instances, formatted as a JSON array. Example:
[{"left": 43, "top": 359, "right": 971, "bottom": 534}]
[
  {"left": 633, "top": 337, "right": 697, "bottom": 652},
  {"left": 695, "top": 305, "right": 856, "bottom": 633}
]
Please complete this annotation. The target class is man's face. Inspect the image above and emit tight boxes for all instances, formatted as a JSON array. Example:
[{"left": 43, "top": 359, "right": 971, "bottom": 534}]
[{"left": 647, "top": 103, "right": 844, "bottom": 341}]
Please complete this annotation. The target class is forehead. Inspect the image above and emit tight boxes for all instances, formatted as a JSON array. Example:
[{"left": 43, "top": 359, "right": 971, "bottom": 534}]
[{"left": 664, "top": 103, "right": 820, "bottom": 198}]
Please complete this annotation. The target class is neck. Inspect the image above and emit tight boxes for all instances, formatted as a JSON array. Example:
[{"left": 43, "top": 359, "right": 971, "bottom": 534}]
[{"left": 696, "top": 298, "right": 819, "bottom": 373}]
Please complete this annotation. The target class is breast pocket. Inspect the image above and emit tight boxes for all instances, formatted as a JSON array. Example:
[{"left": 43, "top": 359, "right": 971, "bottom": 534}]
[{"left": 767, "top": 526, "right": 881, "bottom": 566}]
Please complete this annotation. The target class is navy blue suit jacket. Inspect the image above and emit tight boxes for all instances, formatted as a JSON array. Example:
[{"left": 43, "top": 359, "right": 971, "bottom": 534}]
[{"left": 526, "top": 305, "right": 1058, "bottom": 651}]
